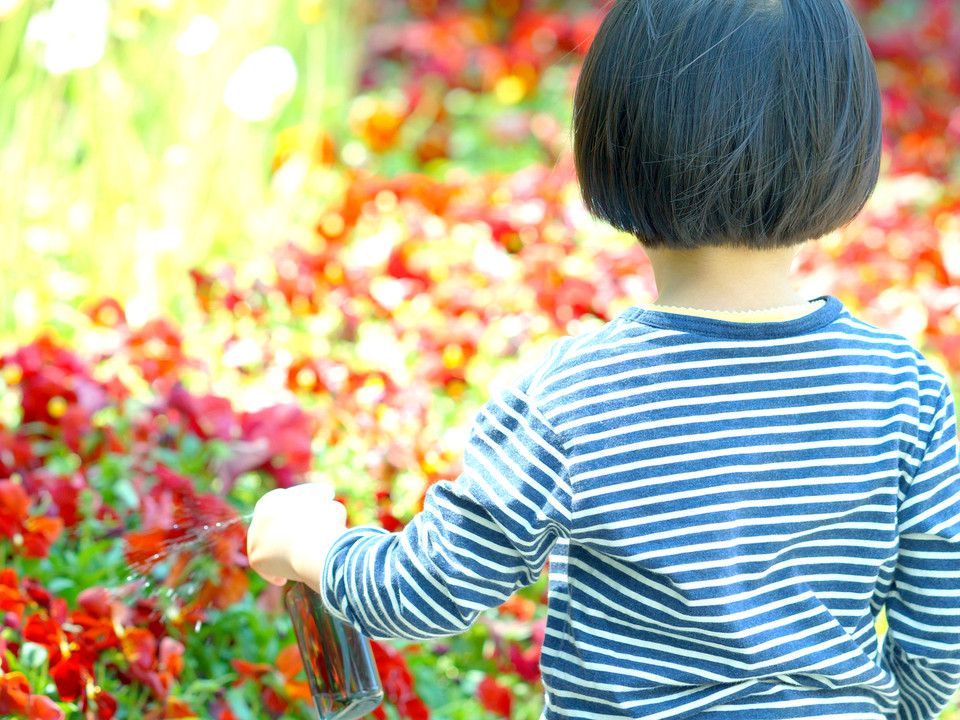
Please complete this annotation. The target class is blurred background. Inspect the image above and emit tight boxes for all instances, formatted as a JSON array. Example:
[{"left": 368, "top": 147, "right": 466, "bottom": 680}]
[
  {"left": 0, "top": 1, "right": 958, "bottom": 718},
  {"left": 0, "top": 0, "right": 600, "bottom": 338},
  {"left": 1, "top": 0, "right": 371, "bottom": 335},
  {"left": 2, "top": 0, "right": 956, "bottom": 350}
]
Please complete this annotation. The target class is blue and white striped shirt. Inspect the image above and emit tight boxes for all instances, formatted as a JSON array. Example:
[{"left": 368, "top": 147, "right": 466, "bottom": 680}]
[{"left": 321, "top": 296, "right": 960, "bottom": 720}]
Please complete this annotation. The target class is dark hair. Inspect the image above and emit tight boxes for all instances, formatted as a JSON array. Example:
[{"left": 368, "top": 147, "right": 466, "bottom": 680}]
[{"left": 572, "top": 0, "right": 883, "bottom": 249}]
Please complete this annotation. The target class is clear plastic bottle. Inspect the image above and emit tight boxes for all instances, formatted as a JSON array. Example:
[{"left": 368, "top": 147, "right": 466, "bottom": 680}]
[{"left": 284, "top": 582, "right": 384, "bottom": 720}]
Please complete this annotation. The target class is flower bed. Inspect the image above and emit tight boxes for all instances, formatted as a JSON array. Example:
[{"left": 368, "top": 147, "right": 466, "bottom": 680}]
[{"left": 1, "top": 0, "right": 959, "bottom": 718}]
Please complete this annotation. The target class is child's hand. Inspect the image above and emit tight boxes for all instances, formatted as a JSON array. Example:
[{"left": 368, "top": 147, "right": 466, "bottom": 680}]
[{"left": 246, "top": 482, "right": 348, "bottom": 594}]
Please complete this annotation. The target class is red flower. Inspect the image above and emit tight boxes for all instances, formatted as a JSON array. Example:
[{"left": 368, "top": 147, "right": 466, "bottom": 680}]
[
  {"left": 159, "top": 637, "right": 185, "bottom": 679},
  {"left": 21, "top": 578, "right": 53, "bottom": 611},
  {"left": 195, "top": 564, "right": 249, "bottom": 610},
  {"left": 397, "top": 695, "right": 430, "bottom": 720},
  {"left": 3, "top": 335, "right": 111, "bottom": 432},
  {"left": 164, "top": 384, "right": 236, "bottom": 442},
  {"left": 22, "top": 613, "right": 67, "bottom": 667},
  {"left": 20, "top": 516, "right": 64, "bottom": 559},
  {"left": 0, "top": 479, "right": 29, "bottom": 538},
  {"left": 120, "top": 627, "right": 182, "bottom": 702},
  {"left": 477, "top": 675, "right": 513, "bottom": 718},
  {"left": 0, "top": 480, "right": 64, "bottom": 559},
  {"left": 163, "top": 697, "right": 196, "bottom": 719},
  {"left": 83, "top": 297, "right": 127, "bottom": 328},
  {"left": 508, "top": 641, "right": 541, "bottom": 683},
  {"left": 370, "top": 641, "right": 428, "bottom": 720},
  {"left": 498, "top": 594, "right": 536, "bottom": 622},
  {"left": 238, "top": 404, "right": 319, "bottom": 488},
  {"left": 85, "top": 687, "right": 117, "bottom": 720},
  {"left": 229, "top": 658, "right": 274, "bottom": 683},
  {"left": 50, "top": 655, "right": 83, "bottom": 702},
  {"left": 0, "top": 428, "right": 34, "bottom": 477},
  {"left": 124, "top": 526, "right": 173, "bottom": 571},
  {"left": 28, "top": 471, "right": 101, "bottom": 531},
  {"left": 28, "top": 694, "right": 65, "bottom": 720},
  {"left": 121, "top": 628, "right": 157, "bottom": 674},
  {"left": 71, "top": 613, "right": 123, "bottom": 662},
  {"left": 76, "top": 587, "right": 124, "bottom": 623},
  {"left": 230, "top": 644, "right": 310, "bottom": 717},
  {"left": 125, "top": 318, "right": 191, "bottom": 388}
]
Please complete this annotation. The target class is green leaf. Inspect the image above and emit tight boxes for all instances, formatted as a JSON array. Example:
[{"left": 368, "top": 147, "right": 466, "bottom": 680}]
[
  {"left": 113, "top": 478, "right": 141, "bottom": 510},
  {"left": 225, "top": 687, "right": 257, "bottom": 720},
  {"left": 46, "top": 576, "right": 75, "bottom": 594},
  {"left": 19, "top": 641, "right": 49, "bottom": 670}
]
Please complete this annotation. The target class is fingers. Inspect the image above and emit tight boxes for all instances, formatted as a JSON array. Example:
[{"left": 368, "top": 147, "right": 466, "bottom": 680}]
[
  {"left": 247, "top": 481, "right": 344, "bottom": 589},
  {"left": 283, "top": 481, "right": 336, "bottom": 501}
]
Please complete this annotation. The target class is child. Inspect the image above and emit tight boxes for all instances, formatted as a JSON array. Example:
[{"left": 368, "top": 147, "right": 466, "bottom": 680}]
[{"left": 248, "top": 0, "right": 960, "bottom": 718}]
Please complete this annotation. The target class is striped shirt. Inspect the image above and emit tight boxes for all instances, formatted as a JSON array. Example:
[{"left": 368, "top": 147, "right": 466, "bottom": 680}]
[{"left": 321, "top": 295, "right": 960, "bottom": 720}]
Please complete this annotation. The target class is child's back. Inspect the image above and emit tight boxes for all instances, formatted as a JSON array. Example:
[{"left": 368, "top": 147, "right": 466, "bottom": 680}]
[{"left": 490, "top": 298, "right": 958, "bottom": 719}]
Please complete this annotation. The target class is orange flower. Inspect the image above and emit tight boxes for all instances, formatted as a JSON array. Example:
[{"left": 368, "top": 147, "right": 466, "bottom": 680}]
[
  {"left": 230, "top": 644, "right": 310, "bottom": 715},
  {"left": 272, "top": 125, "right": 337, "bottom": 172},
  {"left": 163, "top": 696, "right": 195, "bottom": 718},
  {"left": 349, "top": 97, "right": 409, "bottom": 153},
  {"left": 125, "top": 318, "right": 191, "bottom": 389},
  {"left": 0, "top": 480, "right": 64, "bottom": 559},
  {"left": 83, "top": 297, "right": 127, "bottom": 328},
  {"left": 159, "top": 638, "right": 185, "bottom": 679},
  {"left": 21, "top": 516, "right": 64, "bottom": 559},
  {"left": 121, "top": 628, "right": 157, "bottom": 673},
  {"left": 498, "top": 594, "right": 536, "bottom": 622},
  {"left": 0, "top": 480, "right": 29, "bottom": 536},
  {"left": 0, "top": 672, "right": 31, "bottom": 715}
]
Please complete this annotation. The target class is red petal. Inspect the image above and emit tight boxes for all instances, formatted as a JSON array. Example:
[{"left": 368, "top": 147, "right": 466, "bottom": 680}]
[
  {"left": 22, "top": 516, "right": 64, "bottom": 558},
  {"left": 159, "top": 637, "right": 185, "bottom": 678},
  {"left": 477, "top": 676, "right": 512, "bottom": 718},
  {"left": 120, "top": 628, "right": 157, "bottom": 672},
  {"left": 92, "top": 688, "right": 118, "bottom": 720},
  {"left": 275, "top": 644, "right": 303, "bottom": 680},
  {"left": 163, "top": 696, "right": 195, "bottom": 719},
  {"left": 50, "top": 655, "right": 83, "bottom": 702},
  {"left": 76, "top": 587, "right": 118, "bottom": 621},
  {"left": 28, "top": 694, "right": 65, "bottom": 720}
]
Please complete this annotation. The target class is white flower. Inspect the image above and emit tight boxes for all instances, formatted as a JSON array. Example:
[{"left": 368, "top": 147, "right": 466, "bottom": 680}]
[
  {"left": 0, "top": 0, "right": 27, "bottom": 22},
  {"left": 176, "top": 14, "right": 219, "bottom": 57},
  {"left": 223, "top": 46, "right": 298, "bottom": 123},
  {"left": 26, "top": 0, "right": 108, "bottom": 74}
]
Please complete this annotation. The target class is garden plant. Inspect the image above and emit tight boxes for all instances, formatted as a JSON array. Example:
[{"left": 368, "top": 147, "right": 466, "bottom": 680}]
[{"left": 1, "top": 0, "right": 959, "bottom": 718}]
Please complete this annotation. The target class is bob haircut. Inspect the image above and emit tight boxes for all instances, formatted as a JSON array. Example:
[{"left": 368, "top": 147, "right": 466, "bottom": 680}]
[{"left": 573, "top": 0, "right": 883, "bottom": 249}]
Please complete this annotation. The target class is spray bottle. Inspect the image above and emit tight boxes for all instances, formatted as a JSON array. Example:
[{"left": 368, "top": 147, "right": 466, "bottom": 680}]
[{"left": 284, "top": 581, "right": 384, "bottom": 720}]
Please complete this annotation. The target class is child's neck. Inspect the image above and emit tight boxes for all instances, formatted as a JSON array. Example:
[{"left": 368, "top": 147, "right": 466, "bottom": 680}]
[{"left": 644, "top": 244, "right": 809, "bottom": 313}]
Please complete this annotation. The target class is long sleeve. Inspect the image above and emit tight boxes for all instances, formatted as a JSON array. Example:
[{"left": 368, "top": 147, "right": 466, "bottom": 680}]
[
  {"left": 883, "top": 382, "right": 960, "bottom": 720},
  {"left": 320, "top": 381, "right": 572, "bottom": 640}
]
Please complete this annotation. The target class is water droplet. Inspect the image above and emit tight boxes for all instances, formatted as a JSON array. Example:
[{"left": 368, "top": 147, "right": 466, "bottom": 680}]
[
  {"left": 202, "top": 525, "right": 209, "bottom": 531},
  {"left": 215, "top": 522, "right": 222, "bottom": 528},
  {"left": 194, "top": 621, "right": 202, "bottom": 632}
]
